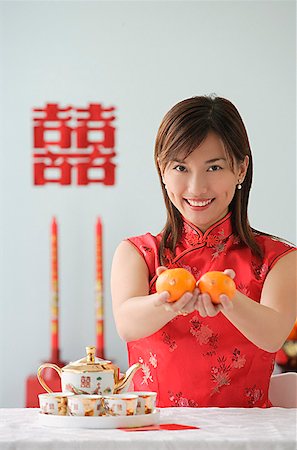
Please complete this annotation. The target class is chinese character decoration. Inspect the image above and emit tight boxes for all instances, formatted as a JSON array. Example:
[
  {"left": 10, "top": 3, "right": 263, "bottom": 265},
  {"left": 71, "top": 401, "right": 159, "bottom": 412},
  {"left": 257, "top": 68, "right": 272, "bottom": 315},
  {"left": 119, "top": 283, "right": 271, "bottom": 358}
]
[{"left": 33, "top": 103, "right": 117, "bottom": 186}]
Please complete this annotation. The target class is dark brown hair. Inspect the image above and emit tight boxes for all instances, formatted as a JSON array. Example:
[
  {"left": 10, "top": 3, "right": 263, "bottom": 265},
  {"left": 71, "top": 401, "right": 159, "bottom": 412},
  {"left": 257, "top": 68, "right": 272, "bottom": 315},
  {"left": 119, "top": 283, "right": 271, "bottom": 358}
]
[{"left": 154, "top": 95, "right": 263, "bottom": 263}]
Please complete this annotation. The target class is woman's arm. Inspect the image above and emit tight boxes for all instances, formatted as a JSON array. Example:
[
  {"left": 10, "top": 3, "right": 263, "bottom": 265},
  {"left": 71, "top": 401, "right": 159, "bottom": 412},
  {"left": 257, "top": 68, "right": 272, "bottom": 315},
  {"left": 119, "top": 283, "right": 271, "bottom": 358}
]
[
  {"left": 111, "top": 241, "right": 197, "bottom": 342},
  {"left": 196, "top": 251, "right": 297, "bottom": 352}
]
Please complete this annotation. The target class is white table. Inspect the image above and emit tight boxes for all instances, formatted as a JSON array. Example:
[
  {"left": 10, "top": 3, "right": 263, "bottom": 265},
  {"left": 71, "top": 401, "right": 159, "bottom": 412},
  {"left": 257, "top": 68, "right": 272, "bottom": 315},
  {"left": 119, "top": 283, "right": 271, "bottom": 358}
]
[{"left": 0, "top": 407, "right": 296, "bottom": 450}]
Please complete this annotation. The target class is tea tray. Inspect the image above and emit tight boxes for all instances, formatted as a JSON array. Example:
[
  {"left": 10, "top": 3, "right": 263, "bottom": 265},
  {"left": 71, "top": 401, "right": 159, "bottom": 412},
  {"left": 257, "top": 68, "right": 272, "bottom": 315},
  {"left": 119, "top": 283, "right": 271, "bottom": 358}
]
[{"left": 38, "top": 410, "right": 160, "bottom": 429}]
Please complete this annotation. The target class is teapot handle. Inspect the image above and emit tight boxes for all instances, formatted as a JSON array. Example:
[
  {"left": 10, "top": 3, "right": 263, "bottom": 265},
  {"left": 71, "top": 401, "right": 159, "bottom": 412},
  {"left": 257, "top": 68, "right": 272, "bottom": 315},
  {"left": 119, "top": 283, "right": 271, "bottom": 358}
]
[{"left": 37, "top": 363, "right": 62, "bottom": 393}]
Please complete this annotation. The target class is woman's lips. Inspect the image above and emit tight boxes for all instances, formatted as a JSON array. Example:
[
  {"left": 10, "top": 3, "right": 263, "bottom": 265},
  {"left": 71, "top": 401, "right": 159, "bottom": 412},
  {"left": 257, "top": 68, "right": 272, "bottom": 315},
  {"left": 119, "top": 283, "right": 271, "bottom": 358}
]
[{"left": 184, "top": 198, "right": 214, "bottom": 209}]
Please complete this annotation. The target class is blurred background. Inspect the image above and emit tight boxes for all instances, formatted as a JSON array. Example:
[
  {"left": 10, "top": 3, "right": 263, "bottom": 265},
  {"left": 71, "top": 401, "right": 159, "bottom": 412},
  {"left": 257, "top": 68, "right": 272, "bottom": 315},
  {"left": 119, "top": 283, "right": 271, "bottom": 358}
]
[{"left": 0, "top": 0, "right": 295, "bottom": 407}]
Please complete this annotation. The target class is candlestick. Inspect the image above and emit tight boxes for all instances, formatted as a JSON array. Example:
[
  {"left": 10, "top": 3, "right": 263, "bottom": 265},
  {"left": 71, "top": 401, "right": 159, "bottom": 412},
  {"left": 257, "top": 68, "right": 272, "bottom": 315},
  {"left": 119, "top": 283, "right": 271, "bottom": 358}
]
[
  {"left": 51, "top": 217, "right": 59, "bottom": 363},
  {"left": 95, "top": 217, "right": 104, "bottom": 359}
]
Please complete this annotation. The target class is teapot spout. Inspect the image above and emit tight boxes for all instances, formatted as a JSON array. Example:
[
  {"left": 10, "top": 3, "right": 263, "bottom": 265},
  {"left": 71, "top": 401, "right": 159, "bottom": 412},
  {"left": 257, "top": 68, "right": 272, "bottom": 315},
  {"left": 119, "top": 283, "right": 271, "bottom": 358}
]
[{"left": 114, "top": 362, "right": 141, "bottom": 393}]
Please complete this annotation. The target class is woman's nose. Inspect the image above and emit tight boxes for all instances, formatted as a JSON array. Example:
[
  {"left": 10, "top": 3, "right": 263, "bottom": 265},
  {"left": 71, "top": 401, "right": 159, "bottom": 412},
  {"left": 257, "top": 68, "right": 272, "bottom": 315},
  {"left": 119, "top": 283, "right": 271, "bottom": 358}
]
[{"left": 188, "top": 174, "right": 208, "bottom": 196}]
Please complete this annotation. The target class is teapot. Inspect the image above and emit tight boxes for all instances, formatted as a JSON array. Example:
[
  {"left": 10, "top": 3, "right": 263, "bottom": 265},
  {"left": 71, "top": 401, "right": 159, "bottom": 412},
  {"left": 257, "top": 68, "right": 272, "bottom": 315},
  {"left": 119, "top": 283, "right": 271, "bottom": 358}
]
[{"left": 37, "top": 346, "right": 141, "bottom": 395}]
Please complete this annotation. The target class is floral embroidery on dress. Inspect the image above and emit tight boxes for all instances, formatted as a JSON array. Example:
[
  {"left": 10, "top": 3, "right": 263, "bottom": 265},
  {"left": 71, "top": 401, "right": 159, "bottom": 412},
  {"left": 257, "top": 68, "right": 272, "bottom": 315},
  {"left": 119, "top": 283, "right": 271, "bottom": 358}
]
[
  {"left": 138, "top": 357, "right": 154, "bottom": 385},
  {"left": 149, "top": 352, "right": 158, "bottom": 368},
  {"left": 245, "top": 385, "right": 263, "bottom": 406},
  {"left": 189, "top": 316, "right": 213, "bottom": 345},
  {"left": 252, "top": 262, "right": 269, "bottom": 280},
  {"left": 162, "top": 332, "right": 177, "bottom": 352},
  {"left": 231, "top": 348, "right": 246, "bottom": 369},
  {"left": 211, "top": 356, "right": 232, "bottom": 396},
  {"left": 203, "top": 333, "right": 219, "bottom": 357},
  {"left": 211, "top": 239, "right": 227, "bottom": 260},
  {"left": 176, "top": 262, "right": 201, "bottom": 280},
  {"left": 140, "top": 245, "right": 152, "bottom": 254},
  {"left": 205, "top": 229, "right": 225, "bottom": 247},
  {"left": 168, "top": 391, "right": 199, "bottom": 407},
  {"left": 182, "top": 223, "right": 201, "bottom": 246}
]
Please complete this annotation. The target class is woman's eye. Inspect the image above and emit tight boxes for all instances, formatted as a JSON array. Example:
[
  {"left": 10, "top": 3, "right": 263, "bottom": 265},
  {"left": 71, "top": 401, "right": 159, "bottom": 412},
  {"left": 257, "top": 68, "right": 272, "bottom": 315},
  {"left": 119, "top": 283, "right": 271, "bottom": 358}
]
[
  {"left": 208, "top": 165, "right": 222, "bottom": 172},
  {"left": 173, "top": 164, "right": 187, "bottom": 172}
]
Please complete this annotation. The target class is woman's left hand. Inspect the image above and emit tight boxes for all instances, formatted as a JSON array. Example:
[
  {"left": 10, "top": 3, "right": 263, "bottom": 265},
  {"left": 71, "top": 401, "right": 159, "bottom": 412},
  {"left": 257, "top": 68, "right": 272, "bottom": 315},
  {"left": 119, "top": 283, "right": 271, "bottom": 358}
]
[
  {"left": 154, "top": 266, "right": 199, "bottom": 316},
  {"left": 195, "top": 269, "right": 235, "bottom": 317}
]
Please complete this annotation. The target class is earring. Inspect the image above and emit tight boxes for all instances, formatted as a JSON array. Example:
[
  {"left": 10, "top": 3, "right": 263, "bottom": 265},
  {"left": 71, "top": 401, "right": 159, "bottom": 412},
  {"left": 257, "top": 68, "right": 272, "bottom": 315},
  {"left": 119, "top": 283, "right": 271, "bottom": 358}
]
[{"left": 237, "top": 180, "right": 242, "bottom": 190}]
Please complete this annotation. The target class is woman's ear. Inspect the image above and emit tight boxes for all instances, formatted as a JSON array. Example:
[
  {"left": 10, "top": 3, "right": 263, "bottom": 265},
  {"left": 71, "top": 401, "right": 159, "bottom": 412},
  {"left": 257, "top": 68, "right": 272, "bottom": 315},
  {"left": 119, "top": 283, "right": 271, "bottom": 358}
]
[{"left": 238, "top": 155, "right": 249, "bottom": 182}]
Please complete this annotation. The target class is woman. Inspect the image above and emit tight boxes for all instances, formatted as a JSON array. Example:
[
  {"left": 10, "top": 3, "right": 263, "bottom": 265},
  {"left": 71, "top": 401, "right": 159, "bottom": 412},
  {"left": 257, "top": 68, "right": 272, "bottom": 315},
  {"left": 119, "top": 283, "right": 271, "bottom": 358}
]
[{"left": 111, "top": 96, "right": 296, "bottom": 407}]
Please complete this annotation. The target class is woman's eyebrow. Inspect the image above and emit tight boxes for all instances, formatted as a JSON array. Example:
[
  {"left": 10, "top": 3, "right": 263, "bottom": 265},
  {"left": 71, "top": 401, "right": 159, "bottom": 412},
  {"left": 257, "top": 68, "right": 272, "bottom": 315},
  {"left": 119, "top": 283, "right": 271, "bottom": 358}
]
[
  {"left": 205, "top": 157, "right": 226, "bottom": 164},
  {"left": 172, "top": 158, "right": 186, "bottom": 163}
]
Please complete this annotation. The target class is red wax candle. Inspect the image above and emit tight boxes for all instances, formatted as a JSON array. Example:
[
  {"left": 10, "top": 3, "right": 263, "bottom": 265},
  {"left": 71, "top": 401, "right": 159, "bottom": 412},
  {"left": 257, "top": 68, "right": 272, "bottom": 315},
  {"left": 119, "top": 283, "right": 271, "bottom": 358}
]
[
  {"left": 95, "top": 217, "right": 104, "bottom": 358},
  {"left": 51, "top": 217, "right": 59, "bottom": 362}
]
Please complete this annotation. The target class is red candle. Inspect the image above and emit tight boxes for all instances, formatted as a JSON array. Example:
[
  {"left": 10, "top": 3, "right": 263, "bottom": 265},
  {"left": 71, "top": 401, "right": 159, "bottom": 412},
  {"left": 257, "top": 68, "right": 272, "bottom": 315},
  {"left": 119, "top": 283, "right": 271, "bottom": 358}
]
[
  {"left": 51, "top": 217, "right": 59, "bottom": 362},
  {"left": 95, "top": 217, "right": 104, "bottom": 358}
]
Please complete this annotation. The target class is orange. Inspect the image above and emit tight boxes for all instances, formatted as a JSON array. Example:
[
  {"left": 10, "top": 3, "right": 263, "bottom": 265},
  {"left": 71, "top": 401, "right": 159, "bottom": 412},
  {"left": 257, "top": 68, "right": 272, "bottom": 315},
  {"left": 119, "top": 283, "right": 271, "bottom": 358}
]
[
  {"left": 198, "top": 271, "right": 236, "bottom": 304},
  {"left": 156, "top": 268, "right": 196, "bottom": 302},
  {"left": 287, "top": 319, "right": 297, "bottom": 341}
]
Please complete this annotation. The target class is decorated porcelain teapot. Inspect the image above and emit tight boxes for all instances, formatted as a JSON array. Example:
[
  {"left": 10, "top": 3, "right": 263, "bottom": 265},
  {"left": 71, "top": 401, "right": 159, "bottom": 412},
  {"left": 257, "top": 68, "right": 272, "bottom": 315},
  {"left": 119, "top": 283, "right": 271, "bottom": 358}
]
[{"left": 37, "top": 346, "right": 141, "bottom": 395}]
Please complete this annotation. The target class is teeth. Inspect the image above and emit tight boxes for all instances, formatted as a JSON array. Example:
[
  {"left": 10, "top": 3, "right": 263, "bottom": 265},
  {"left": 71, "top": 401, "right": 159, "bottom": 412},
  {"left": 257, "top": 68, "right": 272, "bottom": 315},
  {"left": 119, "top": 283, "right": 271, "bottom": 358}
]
[{"left": 187, "top": 199, "right": 212, "bottom": 207}]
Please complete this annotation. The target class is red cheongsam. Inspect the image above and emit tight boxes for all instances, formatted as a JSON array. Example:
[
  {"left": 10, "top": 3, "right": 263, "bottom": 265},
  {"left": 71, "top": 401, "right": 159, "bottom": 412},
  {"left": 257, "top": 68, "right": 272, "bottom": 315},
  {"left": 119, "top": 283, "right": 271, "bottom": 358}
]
[{"left": 126, "top": 212, "right": 296, "bottom": 408}]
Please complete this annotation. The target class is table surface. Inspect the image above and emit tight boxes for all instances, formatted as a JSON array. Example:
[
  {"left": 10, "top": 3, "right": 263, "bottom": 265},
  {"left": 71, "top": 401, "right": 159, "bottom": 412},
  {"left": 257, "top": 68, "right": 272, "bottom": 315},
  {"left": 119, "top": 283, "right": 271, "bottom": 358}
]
[{"left": 0, "top": 407, "right": 296, "bottom": 450}]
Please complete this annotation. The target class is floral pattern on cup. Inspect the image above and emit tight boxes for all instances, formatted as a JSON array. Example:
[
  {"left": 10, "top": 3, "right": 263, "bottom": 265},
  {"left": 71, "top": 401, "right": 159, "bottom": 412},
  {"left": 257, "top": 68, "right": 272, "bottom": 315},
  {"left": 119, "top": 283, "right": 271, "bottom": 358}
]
[
  {"left": 39, "top": 392, "right": 73, "bottom": 416},
  {"left": 67, "top": 394, "right": 103, "bottom": 416},
  {"left": 103, "top": 394, "right": 138, "bottom": 416},
  {"left": 130, "top": 391, "right": 157, "bottom": 415}
]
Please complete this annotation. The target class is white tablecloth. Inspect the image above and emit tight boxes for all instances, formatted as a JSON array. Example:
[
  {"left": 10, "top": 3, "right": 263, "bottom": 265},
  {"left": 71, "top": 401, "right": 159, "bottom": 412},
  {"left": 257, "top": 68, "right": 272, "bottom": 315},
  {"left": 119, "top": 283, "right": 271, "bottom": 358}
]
[{"left": 0, "top": 407, "right": 296, "bottom": 450}]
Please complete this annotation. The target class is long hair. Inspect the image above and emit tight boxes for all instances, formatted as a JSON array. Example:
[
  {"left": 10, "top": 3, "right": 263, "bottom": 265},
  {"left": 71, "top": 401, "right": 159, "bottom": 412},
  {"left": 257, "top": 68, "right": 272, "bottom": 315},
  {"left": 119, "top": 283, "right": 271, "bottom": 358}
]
[{"left": 154, "top": 95, "right": 263, "bottom": 263}]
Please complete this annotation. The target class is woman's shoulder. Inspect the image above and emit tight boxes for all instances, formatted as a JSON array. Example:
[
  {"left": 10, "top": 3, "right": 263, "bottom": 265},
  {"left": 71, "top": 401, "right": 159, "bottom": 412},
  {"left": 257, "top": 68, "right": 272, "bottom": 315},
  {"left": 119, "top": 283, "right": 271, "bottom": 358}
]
[
  {"left": 252, "top": 229, "right": 295, "bottom": 247},
  {"left": 126, "top": 230, "right": 162, "bottom": 250},
  {"left": 251, "top": 229, "right": 296, "bottom": 268},
  {"left": 124, "top": 231, "right": 163, "bottom": 278}
]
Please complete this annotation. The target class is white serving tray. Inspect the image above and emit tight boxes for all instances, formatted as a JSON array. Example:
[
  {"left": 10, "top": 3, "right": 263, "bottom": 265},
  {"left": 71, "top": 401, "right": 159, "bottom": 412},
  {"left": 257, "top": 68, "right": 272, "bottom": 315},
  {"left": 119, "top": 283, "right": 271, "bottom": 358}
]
[{"left": 38, "top": 410, "right": 160, "bottom": 429}]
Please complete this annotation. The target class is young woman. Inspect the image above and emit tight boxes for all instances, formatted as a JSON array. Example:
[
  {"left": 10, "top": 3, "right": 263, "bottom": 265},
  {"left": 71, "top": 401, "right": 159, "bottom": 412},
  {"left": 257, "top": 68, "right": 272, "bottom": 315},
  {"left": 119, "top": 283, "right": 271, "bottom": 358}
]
[{"left": 111, "top": 96, "right": 296, "bottom": 407}]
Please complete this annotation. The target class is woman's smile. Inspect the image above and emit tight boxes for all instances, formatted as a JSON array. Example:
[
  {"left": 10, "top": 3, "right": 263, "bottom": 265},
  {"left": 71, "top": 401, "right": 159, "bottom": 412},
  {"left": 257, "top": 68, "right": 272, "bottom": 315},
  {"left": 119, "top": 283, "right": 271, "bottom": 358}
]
[{"left": 184, "top": 198, "right": 215, "bottom": 208}]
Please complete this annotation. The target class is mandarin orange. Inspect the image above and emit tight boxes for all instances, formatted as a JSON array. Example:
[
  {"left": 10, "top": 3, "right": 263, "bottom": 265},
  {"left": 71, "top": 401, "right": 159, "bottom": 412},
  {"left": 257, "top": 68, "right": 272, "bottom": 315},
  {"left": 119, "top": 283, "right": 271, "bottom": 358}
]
[
  {"left": 198, "top": 271, "right": 236, "bottom": 304},
  {"left": 156, "top": 268, "right": 196, "bottom": 302}
]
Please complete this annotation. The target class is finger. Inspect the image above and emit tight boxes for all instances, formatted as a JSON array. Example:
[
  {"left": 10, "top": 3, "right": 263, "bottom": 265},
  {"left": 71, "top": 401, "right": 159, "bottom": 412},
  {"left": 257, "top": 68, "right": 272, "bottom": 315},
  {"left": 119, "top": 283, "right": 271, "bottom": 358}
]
[
  {"left": 153, "top": 291, "right": 170, "bottom": 306},
  {"left": 202, "top": 293, "right": 222, "bottom": 317},
  {"left": 195, "top": 294, "right": 208, "bottom": 317},
  {"left": 223, "top": 269, "right": 235, "bottom": 279},
  {"left": 219, "top": 294, "right": 234, "bottom": 312},
  {"left": 171, "top": 292, "right": 193, "bottom": 313},
  {"left": 156, "top": 266, "right": 168, "bottom": 276},
  {"left": 182, "top": 296, "right": 196, "bottom": 313}
]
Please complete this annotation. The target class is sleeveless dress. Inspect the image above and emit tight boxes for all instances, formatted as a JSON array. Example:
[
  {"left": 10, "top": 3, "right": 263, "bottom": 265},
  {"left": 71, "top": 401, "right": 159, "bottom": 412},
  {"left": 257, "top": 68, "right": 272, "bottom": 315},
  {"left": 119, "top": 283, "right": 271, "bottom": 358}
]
[{"left": 126, "top": 212, "right": 296, "bottom": 408}]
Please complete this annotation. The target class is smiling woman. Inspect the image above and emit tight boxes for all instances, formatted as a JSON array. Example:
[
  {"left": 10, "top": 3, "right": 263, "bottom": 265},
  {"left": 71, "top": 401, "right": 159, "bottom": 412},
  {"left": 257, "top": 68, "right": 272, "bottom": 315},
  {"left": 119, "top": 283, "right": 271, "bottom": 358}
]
[
  {"left": 161, "top": 132, "right": 248, "bottom": 234},
  {"left": 111, "top": 95, "right": 296, "bottom": 408}
]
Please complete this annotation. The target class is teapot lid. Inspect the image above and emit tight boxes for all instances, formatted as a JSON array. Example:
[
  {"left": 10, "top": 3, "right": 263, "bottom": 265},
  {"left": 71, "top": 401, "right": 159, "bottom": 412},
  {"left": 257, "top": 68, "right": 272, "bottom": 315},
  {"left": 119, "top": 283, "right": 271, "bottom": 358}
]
[{"left": 63, "top": 346, "right": 113, "bottom": 373}]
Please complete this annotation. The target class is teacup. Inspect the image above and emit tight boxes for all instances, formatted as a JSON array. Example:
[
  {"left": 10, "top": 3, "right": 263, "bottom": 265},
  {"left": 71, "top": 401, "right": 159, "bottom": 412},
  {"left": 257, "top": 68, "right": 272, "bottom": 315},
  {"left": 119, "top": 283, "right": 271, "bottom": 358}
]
[
  {"left": 68, "top": 394, "right": 103, "bottom": 416},
  {"left": 39, "top": 392, "right": 73, "bottom": 415},
  {"left": 133, "top": 391, "right": 157, "bottom": 415},
  {"left": 103, "top": 393, "right": 138, "bottom": 416}
]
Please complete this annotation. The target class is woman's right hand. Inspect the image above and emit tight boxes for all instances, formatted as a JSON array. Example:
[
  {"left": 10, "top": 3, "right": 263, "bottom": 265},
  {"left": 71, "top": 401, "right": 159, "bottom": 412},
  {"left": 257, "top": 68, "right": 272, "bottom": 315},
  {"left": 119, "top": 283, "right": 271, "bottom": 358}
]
[{"left": 153, "top": 266, "right": 200, "bottom": 316}]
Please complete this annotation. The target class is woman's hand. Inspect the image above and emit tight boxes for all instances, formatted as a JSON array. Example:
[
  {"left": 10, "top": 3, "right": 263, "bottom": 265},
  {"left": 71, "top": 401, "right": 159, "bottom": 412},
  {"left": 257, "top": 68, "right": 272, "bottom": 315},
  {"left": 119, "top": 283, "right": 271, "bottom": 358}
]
[
  {"left": 195, "top": 269, "right": 235, "bottom": 317},
  {"left": 153, "top": 266, "right": 199, "bottom": 316}
]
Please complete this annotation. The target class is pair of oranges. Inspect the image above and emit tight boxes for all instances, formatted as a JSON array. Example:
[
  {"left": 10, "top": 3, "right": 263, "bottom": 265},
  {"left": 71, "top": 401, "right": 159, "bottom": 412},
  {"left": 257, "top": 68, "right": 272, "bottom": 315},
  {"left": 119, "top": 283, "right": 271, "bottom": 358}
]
[{"left": 156, "top": 267, "right": 236, "bottom": 304}]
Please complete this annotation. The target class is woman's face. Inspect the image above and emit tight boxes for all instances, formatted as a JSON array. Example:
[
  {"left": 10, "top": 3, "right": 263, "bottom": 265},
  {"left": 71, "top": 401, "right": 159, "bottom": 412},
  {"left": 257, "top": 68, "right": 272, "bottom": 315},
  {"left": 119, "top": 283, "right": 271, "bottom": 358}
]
[{"left": 161, "top": 132, "right": 249, "bottom": 232}]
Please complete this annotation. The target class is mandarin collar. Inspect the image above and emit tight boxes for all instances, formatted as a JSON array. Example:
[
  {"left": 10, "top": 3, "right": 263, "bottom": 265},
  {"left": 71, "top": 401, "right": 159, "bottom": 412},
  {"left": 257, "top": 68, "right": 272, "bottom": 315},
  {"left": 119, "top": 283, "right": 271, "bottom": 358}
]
[{"left": 181, "top": 211, "right": 233, "bottom": 247}]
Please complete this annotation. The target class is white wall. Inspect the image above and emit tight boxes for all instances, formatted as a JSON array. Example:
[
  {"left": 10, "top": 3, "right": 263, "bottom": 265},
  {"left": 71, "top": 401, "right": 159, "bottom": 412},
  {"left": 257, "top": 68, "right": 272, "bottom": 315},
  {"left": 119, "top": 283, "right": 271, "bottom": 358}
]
[{"left": 0, "top": 0, "right": 295, "bottom": 407}]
